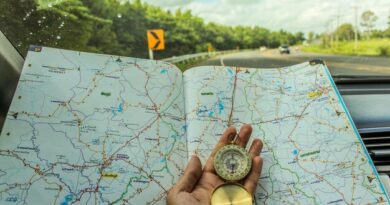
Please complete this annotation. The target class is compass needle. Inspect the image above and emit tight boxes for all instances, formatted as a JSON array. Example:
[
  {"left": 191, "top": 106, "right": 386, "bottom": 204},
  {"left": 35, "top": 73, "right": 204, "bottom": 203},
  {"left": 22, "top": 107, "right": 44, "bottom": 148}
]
[{"left": 214, "top": 145, "right": 251, "bottom": 181}]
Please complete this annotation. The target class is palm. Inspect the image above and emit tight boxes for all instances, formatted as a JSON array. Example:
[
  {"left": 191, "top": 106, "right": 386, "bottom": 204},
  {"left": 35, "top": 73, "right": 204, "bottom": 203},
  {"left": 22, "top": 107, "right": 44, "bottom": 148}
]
[
  {"left": 167, "top": 125, "right": 263, "bottom": 205},
  {"left": 170, "top": 172, "right": 223, "bottom": 205}
]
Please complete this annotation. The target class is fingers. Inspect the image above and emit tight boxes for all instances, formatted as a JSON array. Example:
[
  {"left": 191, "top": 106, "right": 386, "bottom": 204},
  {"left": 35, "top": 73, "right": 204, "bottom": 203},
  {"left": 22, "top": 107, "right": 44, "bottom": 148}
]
[
  {"left": 245, "top": 139, "right": 263, "bottom": 194},
  {"left": 211, "top": 127, "right": 237, "bottom": 157},
  {"left": 236, "top": 124, "right": 252, "bottom": 147},
  {"left": 204, "top": 127, "right": 237, "bottom": 172},
  {"left": 248, "top": 139, "right": 263, "bottom": 158},
  {"left": 244, "top": 156, "right": 263, "bottom": 195},
  {"left": 176, "top": 155, "right": 203, "bottom": 192}
]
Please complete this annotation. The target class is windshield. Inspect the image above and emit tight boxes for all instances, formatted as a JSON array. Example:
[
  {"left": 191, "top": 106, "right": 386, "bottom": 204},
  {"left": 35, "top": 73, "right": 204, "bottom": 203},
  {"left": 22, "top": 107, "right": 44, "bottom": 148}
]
[{"left": 1, "top": 0, "right": 390, "bottom": 76}]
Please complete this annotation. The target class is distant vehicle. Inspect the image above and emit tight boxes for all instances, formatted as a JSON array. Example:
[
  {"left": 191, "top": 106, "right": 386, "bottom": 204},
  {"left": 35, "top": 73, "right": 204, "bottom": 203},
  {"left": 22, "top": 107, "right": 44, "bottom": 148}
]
[
  {"left": 259, "top": 46, "right": 267, "bottom": 52},
  {"left": 279, "top": 45, "right": 290, "bottom": 54}
]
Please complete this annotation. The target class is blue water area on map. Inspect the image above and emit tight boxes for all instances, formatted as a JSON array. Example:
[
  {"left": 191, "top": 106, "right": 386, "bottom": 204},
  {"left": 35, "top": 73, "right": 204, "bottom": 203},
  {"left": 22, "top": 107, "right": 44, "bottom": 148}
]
[
  {"left": 5, "top": 196, "right": 17, "bottom": 202},
  {"left": 111, "top": 109, "right": 116, "bottom": 116},
  {"left": 170, "top": 134, "right": 179, "bottom": 140},
  {"left": 160, "top": 69, "right": 168, "bottom": 74},
  {"left": 208, "top": 111, "right": 214, "bottom": 117},
  {"left": 118, "top": 103, "right": 123, "bottom": 113},
  {"left": 111, "top": 103, "right": 123, "bottom": 116},
  {"left": 61, "top": 194, "right": 73, "bottom": 205},
  {"left": 284, "top": 86, "right": 292, "bottom": 91},
  {"left": 182, "top": 124, "right": 187, "bottom": 131},
  {"left": 293, "top": 149, "right": 298, "bottom": 155},
  {"left": 218, "top": 99, "right": 224, "bottom": 114},
  {"left": 92, "top": 139, "right": 100, "bottom": 145},
  {"left": 226, "top": 68, "right": 234, "bottom": 77},
  {"left": 197, "top": 106, "right": 209, "bottom": 116}
]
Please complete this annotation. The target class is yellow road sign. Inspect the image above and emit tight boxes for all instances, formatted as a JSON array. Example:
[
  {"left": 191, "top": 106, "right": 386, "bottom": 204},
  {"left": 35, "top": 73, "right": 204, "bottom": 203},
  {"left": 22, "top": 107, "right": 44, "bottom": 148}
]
[{"left": 147, "top": 29, "right": 165, "bottom": 50}]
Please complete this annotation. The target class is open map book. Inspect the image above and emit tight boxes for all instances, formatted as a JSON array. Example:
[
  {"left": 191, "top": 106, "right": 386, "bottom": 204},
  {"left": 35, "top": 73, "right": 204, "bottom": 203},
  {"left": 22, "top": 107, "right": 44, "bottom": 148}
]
[{"left": 0, "top": 47, "right": 388, "bottom": 205}]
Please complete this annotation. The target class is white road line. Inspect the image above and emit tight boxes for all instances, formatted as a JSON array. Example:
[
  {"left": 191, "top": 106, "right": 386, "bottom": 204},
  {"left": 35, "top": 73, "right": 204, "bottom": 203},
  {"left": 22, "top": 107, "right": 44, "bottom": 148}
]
[{"left": 220, "top": 57, "right": 225, "bottom": 66}]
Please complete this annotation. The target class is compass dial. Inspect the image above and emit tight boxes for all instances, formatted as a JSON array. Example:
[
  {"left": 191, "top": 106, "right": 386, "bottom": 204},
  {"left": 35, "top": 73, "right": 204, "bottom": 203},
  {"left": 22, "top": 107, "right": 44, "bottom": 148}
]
[{"left": 214, "top": 144, "right": 252, "bottom": 181}]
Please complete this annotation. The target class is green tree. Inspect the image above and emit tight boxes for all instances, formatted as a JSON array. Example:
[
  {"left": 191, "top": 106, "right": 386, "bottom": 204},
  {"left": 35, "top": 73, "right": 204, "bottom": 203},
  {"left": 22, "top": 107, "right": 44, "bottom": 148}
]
[
  {"left": 307, "top": 32, "right": 315, "bottom": 44},
  {"left": 267, "top": 32, "right": 282, "bottom": 48},
  {"left": 0, "top": 0, "right": 37, "bottom": 52},
  {"left": 81, "top": 0, "right": 121, "bottom": 54},
  {"left": 111, "top": 1, "right": 149, "bottom": 57},
  {"left": 334, "top": 23, "right": 354, "bottom": 41},
  {"left": 167, "top": 10, "right": 203, "bottom": 57},
  {"left": 386, "top": 11, "right": 390, "bottom": 38},
  {"left": 320, "top": 34, "right": 331, "bottom": 48},
  {"left": 0, "top": 0, "right": 104, "bottom": 54},
  {"left": 203, "top": 23, "right": 237, "bottom": 51},
  {"left": 388, "top": 11, "right": 390, "bottom": 28},
  {"left": 0, "top": 0, "right": 304, "bottom": 58},
  {"left": 360, "top": 10, "right": 378, "bottom": 39},
  {"left": 383, "top": 28, "right": 390, "bottom": 38},
  {"left": 294, "top": 32, "right": 305, "bottom": 44},
  {"left": 371, "top": 29, "right": 384, "bottom": 38}
]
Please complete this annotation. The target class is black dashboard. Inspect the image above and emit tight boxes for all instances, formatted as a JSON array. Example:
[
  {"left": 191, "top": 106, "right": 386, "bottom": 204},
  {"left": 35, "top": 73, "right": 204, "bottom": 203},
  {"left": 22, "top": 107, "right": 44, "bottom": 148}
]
[{"left": 337, "top": 81, "right": 390, "bottom": 175}]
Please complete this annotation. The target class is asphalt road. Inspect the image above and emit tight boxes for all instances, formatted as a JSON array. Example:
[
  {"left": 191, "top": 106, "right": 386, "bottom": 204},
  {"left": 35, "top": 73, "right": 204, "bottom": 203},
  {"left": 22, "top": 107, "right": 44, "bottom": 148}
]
[{"left": 195, "top": 49, "right": 390, "bottom": 76}]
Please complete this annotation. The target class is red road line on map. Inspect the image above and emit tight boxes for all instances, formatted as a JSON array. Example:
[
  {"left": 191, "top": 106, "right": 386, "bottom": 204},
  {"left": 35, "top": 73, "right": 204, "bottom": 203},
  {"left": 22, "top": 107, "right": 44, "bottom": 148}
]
[{"left": 227, "top": 68, "right": 241, "bottom": 126}]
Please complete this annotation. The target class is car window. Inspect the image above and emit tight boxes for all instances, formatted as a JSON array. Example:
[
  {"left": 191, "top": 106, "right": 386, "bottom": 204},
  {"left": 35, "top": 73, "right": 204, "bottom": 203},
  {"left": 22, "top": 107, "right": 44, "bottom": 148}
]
[{"left": 0, "top": 0, "right": 390, "bottom": 76}]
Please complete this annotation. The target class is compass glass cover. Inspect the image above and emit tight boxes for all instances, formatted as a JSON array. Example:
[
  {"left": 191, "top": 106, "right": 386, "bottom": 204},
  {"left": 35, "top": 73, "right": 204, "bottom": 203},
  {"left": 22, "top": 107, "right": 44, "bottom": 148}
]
[{"left": 214, "top": 144, "right": 251, "bottom": 181}]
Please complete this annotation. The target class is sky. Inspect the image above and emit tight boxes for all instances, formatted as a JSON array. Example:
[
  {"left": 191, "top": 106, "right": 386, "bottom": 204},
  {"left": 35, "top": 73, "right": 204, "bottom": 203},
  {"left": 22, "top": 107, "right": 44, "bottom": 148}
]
[{"left": 140, "top": 0, "right": 390, "bottom": 33}]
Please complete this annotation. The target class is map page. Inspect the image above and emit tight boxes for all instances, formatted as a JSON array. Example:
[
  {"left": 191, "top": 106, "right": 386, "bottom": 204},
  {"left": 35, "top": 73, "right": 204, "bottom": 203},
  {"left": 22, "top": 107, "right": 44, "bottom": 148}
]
[
  {"left": 184, "top": 63, "right": 389, "bottom": 204},
  {"left": 0, "top": 47, "right": 187, "bottom": 204}
]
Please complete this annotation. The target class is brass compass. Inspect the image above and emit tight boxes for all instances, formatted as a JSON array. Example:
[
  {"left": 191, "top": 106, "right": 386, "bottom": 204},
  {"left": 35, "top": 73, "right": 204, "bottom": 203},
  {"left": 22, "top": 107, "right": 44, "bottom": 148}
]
[{"left": 211, "top": 133, "right": 253, "bottom": 205}]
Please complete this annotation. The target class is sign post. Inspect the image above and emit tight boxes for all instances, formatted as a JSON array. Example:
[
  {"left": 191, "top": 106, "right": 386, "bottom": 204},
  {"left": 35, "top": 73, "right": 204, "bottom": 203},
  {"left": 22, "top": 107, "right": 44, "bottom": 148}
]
[
  {"left": 147, "top": 29, "right": 165, "bottom": 60},
  {"left": 148, "top": 49, "right": 154, "bottom": 60}
]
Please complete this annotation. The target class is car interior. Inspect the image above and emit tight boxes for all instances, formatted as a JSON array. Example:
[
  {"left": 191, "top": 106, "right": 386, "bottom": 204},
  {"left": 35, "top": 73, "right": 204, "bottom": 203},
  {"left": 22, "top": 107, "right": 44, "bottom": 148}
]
[
  {"left": 1, "top": 28, "right": 389, "bottom": 193},
  {"left": 1, "top": 0, "right": 390, "bottom": 199}
]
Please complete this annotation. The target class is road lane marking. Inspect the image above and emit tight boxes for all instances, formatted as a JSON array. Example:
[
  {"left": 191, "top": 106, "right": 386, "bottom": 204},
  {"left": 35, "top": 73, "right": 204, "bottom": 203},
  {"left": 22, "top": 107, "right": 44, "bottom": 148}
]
[
  {"left": 260, "top": 50, "right": 390, "bottom": 74},
  {"left": 220, "top": 57, "right": 225, "bottom": 66}
]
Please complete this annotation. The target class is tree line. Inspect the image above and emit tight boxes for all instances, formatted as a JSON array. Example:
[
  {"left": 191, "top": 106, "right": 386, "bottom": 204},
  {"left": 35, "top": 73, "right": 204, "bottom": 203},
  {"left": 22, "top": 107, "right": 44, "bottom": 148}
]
[
  {"left": 0, "top": 0, "right": 305, "bottom": 59},
  {"left": 313, "top": 10, "right": 390, "bottom": 47}
]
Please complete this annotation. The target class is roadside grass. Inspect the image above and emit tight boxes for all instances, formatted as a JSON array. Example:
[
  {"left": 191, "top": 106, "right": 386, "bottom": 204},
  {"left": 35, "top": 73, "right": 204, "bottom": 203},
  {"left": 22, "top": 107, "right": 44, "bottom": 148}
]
[
  {"left": 174, "top": 58, "right": 203, "bottom": 72},
  {"left": 302, "top": 39, "right": 390, "bottom": 57}
]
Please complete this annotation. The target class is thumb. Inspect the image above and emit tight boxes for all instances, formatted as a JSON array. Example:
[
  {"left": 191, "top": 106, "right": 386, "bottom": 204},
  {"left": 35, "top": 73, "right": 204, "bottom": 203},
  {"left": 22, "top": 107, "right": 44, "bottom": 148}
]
[{"left": 176, "top": 155, "right": 203, "bottom": 192}]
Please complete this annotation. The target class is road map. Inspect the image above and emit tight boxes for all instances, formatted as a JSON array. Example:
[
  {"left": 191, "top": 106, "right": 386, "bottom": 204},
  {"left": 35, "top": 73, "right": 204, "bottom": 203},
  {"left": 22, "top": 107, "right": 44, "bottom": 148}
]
[
  {"left": 184, "top": 64, "right": 390, "bottom": 204},
  {"left": 0, "top": 47, "right": 389, "bottom": 205},
  {"left": 0, "top": 47, "right": 187, "bottom": 204}
]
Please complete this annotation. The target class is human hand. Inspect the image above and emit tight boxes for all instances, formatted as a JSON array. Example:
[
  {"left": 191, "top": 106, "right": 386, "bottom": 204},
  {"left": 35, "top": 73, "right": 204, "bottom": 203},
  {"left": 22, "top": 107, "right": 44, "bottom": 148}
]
[{"left": 167, "top": 124, "right": 263, "bottom": 205}]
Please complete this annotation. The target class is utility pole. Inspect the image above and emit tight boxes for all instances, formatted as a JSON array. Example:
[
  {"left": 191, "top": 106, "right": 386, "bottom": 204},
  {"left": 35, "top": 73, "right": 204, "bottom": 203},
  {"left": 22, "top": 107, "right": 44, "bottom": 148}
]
[
  {"left": 334, "top": 14, "right": 341, "bottom": 47},
  {"left": 352, "top": 6, "right": 359, "bottom": 53},
  {"left": 388, "top": 6, "right": 390, "bottom": 28},
  {"left": 327, "top": 19, "right": 334, "bottom": 48},
  {"left": 330, "top": 19, "right": 335, "bottom": 48},
  {"left": 328, "top": 20, "right": 334, "bottom": 48}
]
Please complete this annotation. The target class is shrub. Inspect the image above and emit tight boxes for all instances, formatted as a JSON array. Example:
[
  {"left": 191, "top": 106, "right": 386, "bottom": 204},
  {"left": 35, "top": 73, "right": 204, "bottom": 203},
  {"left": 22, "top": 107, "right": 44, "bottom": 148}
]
[{"left": 378, "top": 46, "right": 390, "bottom": 56}]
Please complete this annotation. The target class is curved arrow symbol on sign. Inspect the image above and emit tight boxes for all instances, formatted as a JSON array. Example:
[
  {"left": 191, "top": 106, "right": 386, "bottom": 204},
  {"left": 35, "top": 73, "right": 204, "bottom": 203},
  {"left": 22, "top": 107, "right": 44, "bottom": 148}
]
[{"left": 150, "top": 31, "right": 161, "bottom": 49}]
